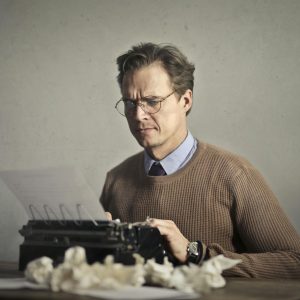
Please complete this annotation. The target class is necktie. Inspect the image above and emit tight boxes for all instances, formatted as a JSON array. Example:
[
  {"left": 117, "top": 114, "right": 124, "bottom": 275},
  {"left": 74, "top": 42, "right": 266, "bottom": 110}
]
[{"left": 148, "top": 162, "right": 166, "bottom": 176}]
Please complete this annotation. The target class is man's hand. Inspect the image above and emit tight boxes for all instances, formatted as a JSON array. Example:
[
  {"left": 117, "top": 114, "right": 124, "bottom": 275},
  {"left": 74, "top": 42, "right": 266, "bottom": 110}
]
[
  {"left": 148, "top": 218, "right": 189, "bottom": 263},
  {"left": 105, "top": 211, "right": 112, "bottom": 221}
]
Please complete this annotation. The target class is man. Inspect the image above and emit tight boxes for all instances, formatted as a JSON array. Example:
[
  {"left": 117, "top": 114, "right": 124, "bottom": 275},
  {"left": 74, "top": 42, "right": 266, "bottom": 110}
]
[{"left": 100, "top": 42, "right": 300, "bottom": 278}]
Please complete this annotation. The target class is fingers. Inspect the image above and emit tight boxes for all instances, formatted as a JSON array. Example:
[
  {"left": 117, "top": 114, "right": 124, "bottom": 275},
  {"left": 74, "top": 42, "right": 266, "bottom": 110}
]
[
  {"left": 148, "top": 219, "right": 178, "bottom": 237},
  {"left": 105, "top": 211, "right": 112, "bottom": 221},
  {"left": 148, "top": 218, "right": 189, "bottom": 263}
]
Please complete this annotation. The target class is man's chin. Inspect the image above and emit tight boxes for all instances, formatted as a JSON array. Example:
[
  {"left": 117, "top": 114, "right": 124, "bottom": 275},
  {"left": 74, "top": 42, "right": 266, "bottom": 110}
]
[{"left": 135, "top": 137, "right": 159, "bottom": 149}]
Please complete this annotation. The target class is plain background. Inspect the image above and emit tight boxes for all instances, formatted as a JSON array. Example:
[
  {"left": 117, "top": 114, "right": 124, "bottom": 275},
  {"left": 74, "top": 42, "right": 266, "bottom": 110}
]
[{"left": 0, "top": 0, "right": 299, "bottom": 261}]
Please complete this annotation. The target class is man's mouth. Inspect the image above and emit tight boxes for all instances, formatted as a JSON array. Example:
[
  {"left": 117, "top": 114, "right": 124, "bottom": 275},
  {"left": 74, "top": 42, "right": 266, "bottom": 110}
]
[{"left": 136, "top": 127, "right": 155, "bottom": 134}]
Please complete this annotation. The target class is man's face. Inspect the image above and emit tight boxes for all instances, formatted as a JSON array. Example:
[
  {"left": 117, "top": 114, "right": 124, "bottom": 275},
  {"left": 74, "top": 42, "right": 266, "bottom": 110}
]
[{"left": 121, "top": 63, "right": 192, "bottom": 160}]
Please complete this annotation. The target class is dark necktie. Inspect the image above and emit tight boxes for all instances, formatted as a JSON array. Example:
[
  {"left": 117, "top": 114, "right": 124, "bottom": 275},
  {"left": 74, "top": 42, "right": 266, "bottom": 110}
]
[{"left": 148, "top": 162, "right": 166, "bottom": 176}]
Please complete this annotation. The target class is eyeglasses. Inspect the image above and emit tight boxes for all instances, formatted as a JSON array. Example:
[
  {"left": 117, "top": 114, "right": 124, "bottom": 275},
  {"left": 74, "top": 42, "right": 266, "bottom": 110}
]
[{"left": 115, "top": 91, "right": 176, "bottom": 117}]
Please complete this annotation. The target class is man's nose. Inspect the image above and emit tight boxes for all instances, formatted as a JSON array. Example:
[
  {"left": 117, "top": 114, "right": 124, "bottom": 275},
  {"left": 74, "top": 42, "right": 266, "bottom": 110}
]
[{"left": 134, "top": 102, "right": 148, "bottom": 120}]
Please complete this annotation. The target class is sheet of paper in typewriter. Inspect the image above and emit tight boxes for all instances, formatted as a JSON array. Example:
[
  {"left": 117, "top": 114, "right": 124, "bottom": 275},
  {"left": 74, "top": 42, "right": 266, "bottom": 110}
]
[{"left": 0, "top": 166, "right": 107, "bottom": 222}]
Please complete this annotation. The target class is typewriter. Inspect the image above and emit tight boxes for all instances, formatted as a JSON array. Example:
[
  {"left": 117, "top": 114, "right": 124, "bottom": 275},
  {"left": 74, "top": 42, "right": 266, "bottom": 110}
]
[{"left": 19, "top": 220, "right": 170, "bottom": 271}]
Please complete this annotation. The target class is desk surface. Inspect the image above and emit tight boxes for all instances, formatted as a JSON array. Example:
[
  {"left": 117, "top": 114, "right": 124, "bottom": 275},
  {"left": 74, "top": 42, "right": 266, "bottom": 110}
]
[{"left": 0, "top": 262, "right": 300, "bottom": 300}]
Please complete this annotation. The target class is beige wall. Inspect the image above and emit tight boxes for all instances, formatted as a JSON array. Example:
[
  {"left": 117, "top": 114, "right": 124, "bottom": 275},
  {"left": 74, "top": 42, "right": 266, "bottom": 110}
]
[{"left": 0, "top": 0, "right": 299, "bottom": 261}]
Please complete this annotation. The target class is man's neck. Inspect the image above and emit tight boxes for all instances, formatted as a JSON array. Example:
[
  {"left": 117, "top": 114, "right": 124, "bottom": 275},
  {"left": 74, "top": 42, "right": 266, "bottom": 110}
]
[{"left": 146, "top": 131, "right": 188, "bottom": 161}]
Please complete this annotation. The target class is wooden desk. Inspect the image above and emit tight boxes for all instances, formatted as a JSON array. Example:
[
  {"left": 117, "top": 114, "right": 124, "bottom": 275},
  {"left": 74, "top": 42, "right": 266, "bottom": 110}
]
[{"left": 1, "top": 262, "right": 300, "bottom": 300}]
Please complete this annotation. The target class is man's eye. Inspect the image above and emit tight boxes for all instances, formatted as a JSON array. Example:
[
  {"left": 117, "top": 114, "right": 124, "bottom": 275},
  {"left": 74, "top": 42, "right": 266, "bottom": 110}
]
[
  {"left": 124, "top": 100, "right": 136, "bottom": 108},
  {"left": 145, "top": 98, "right": 159, "bottom": 107}
]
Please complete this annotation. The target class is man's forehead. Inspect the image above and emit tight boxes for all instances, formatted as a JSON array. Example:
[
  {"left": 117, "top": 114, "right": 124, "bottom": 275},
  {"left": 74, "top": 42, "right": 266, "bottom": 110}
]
[{"left": 121, "top": 63, "right": 172, "bottom": 95}]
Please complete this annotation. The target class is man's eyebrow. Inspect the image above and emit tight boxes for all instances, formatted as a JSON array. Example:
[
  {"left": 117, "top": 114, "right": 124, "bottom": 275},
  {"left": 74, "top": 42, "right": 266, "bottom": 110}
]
[
  {"left": 123, "top": 95, "right": 160, "bottom": 100},
  {"left": 142, "top": 95, "right": 159, "bottom": 98},
  {"left": 122, "top": 97, "right": 135, "bottom": 101}
]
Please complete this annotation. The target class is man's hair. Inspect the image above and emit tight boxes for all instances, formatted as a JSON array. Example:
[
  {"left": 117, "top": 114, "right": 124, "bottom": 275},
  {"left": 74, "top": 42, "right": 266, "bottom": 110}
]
[{"left": 116, "top": 42, "right": 195, "bottom": 96}]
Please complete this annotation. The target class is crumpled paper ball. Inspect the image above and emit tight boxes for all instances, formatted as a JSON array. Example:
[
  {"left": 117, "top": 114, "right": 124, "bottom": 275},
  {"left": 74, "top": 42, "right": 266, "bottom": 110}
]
[
  {"left": 49, "top": 247, "right": 145, "bottom": 292},
  {"left": 63, "top": 245, "right": 86, "bottom": 265},
  {"left": 24, "top": 256, "right": 53, "bottom": 284},
  {"left": 144, "top": 255, "right": 241, "bottom": 294},
  {"left": 144, "top": 256, "right": 174, "bottom": 287},
  {"left": 180, "top": 255, "right": 239, "bottom": 294}
]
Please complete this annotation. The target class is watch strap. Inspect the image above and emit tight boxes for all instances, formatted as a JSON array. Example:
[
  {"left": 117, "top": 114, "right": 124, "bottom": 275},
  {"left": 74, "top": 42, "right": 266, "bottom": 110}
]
[{"left": 187, "top": 241, "right": 209, "bottom": 264}]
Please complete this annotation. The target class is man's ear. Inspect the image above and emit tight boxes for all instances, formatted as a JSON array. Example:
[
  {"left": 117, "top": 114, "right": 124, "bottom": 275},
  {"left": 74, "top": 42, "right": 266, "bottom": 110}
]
[{"left": 181, "top": 89, "right": 193, "bottom": 114}]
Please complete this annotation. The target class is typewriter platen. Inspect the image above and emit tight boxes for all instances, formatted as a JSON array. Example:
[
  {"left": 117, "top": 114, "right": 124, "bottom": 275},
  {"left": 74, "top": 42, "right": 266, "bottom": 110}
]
[{"left": 19, "top": 220, "right": 171, "bottom": 271}]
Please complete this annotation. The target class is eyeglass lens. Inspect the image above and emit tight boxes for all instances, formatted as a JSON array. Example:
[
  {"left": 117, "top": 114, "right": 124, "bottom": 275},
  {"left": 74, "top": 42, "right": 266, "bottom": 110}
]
[{"left": 117, "top": 99, "right": 161, "bottom": 115}]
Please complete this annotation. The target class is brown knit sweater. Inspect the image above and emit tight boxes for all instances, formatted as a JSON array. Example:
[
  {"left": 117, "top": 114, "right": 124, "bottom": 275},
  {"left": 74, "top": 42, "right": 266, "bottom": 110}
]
[{"left": 100, "top": 141, "right": 300, "bottom": 278}]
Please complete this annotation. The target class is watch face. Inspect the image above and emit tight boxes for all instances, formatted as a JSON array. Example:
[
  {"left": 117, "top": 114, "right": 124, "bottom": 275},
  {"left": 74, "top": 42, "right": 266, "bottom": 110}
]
[{"left": 188, "top": 242, "right": 199, "bottom": 255}]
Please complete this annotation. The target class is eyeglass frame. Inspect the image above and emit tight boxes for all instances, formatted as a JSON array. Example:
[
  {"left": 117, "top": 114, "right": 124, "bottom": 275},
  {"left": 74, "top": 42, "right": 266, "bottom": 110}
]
[{"left": 115, "top": 90, "right": 177, "bottom": 117}]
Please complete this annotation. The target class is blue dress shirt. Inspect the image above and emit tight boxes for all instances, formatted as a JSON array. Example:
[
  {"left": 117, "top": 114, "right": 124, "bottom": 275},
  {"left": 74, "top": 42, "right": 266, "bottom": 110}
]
[{"left": 144, "top": 131, "right": 198, "bottom": 175}]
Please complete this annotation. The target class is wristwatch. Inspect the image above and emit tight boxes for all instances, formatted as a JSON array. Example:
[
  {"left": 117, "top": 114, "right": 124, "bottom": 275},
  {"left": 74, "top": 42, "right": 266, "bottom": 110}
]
[{"left": 186, "top": 241, "right": 200, "bottom": 264}]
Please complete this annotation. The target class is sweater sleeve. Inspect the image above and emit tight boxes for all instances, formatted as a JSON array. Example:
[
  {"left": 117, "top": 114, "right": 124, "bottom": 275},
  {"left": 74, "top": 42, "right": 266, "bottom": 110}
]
[
  {"left": 99, "top": 172, "right": 112, "bottom": 212},
  {"left": 208, "top": 164, "right": 300, "bottom": 278}
]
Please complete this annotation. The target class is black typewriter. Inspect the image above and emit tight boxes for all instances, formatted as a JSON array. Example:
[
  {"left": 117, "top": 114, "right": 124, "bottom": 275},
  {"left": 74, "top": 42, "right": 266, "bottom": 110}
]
[{"left": 19, "top": 220, "right": 170, "bottom": 271}]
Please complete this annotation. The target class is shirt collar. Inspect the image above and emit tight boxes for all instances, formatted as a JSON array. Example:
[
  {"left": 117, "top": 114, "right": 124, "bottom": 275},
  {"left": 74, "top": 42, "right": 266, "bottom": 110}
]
[{"left": 144, "top": 131, "right": 195, "bottom": 175}]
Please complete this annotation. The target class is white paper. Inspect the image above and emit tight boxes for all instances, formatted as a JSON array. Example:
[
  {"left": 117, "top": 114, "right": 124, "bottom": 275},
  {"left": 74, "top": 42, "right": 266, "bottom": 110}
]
[
  {"left": 0, "top": 166, "right": 107, "bottom": 221},
  {"left": 0, "top": 278, "right": 47, "bottom": 290},
  {"left": 0, "top": 278, "right": 198, "bottom": 299},
  {"left": 73, "top": 286, "right": 198, "bottom": 299}
]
